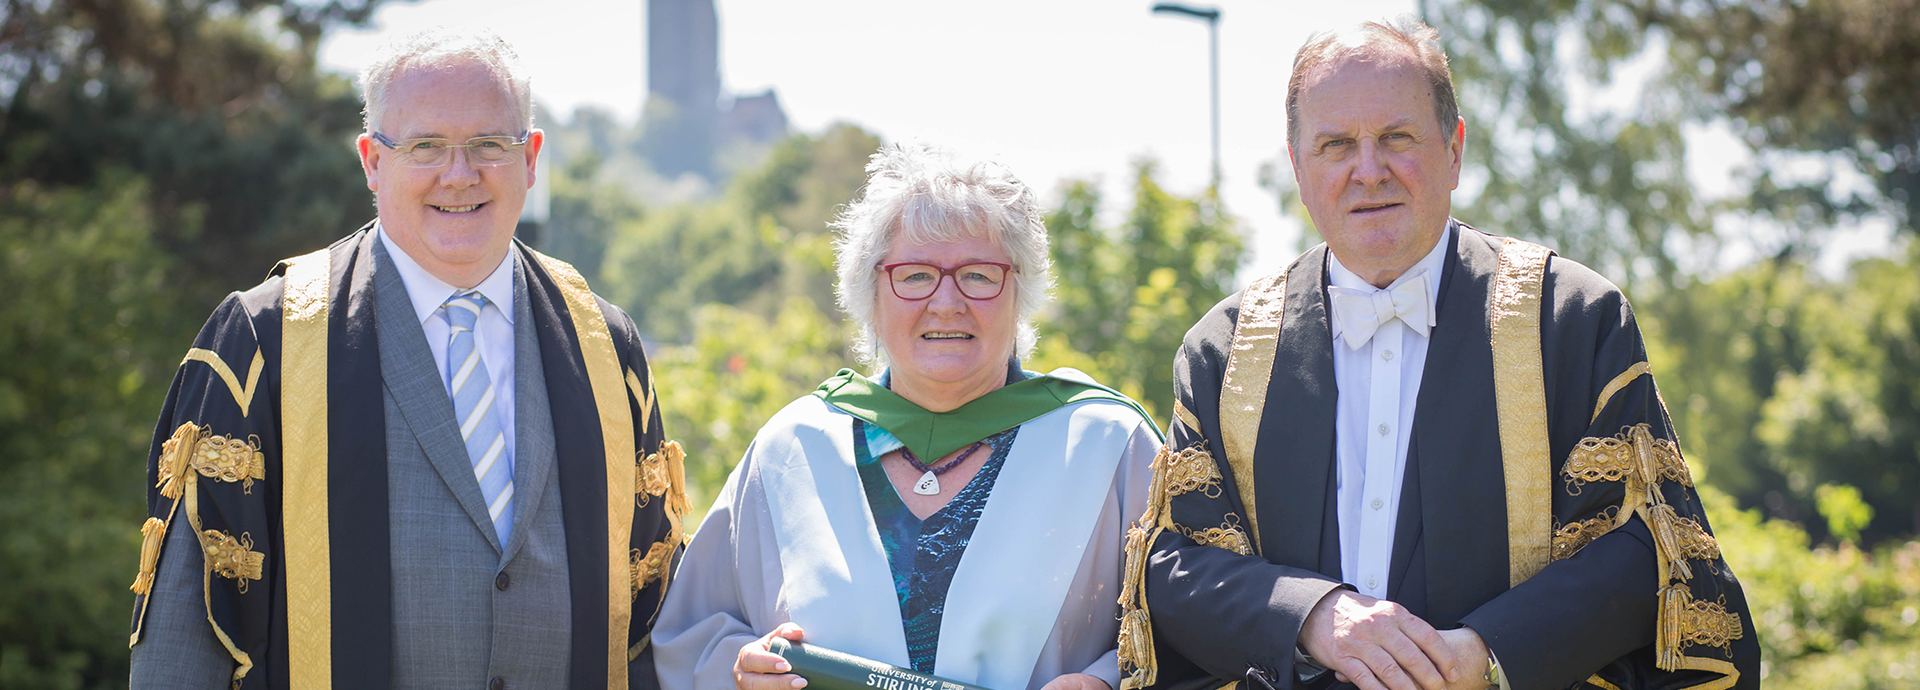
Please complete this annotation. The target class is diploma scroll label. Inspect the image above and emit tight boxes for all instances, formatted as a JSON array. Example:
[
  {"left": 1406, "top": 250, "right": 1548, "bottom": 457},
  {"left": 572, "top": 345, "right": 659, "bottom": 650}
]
[{"left": 767, "top": 637, "right": 994, "bottom": 690}]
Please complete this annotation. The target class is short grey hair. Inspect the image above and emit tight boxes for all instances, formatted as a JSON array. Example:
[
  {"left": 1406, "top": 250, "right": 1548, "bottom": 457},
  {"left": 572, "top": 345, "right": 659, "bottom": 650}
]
[
  {"left": 832, "top": 144, "right": 1054, "bottom": 367},
  {"left": 1287, "top": 15, "right": 1459, "bottom": 157},
  {"left": 359, "top": 26, "right": 534, "bottom": 133}
]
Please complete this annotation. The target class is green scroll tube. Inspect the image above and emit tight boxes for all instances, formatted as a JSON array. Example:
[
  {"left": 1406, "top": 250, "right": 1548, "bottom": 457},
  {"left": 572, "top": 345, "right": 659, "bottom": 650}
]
[{"left": 766, "top": 637, "right": 995, "bottom": 690}]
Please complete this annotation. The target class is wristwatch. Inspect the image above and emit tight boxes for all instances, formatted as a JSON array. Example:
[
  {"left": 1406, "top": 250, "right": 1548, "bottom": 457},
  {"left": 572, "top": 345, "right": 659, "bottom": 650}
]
[{"left": 1482, "top": 649, "right": 1504, "bottom": 689}]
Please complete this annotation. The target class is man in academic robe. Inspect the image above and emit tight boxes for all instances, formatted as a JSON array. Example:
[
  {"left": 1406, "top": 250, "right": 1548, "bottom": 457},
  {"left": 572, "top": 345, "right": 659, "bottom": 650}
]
[
  {"left": 1116, "top": 17, "right": 1759, "bottom": 690},
  {"left": 127, "top": 28, "right": 688, "bottom": 690}
]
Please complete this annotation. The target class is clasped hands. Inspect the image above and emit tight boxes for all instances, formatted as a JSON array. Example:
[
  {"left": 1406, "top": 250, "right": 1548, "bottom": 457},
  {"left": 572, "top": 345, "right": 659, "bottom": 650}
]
[
  {"left": 733, "top": 623, "right": 1110, "bottom": 690},
  {"left": 1299, "top": 590, "right": 1492, "bottom": 690}
]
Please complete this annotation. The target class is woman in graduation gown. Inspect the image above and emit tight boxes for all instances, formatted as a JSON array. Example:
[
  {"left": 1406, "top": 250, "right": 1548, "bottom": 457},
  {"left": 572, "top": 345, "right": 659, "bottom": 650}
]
[{"left": 652, "top": 144, "right": 1162, "bottom": 690}]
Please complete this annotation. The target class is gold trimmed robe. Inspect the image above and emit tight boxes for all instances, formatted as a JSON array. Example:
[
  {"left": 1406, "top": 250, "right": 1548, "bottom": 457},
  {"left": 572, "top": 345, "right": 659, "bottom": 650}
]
[
  {"left": 1122, "top": 224, "right": 1758, "bottom": 690},
  {"left": 128, "top": 226, "right": 689, "bottom": 689}
]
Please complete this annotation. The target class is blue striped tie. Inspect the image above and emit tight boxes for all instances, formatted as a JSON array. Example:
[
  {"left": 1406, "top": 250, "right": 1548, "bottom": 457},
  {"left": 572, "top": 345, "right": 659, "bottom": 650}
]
[{"left": 444, "top": 291, "right": 513, "bottom": 547}]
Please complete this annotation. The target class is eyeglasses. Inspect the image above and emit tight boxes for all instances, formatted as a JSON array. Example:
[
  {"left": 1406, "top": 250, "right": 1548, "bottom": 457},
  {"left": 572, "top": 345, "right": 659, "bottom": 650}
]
[
  {"left": 371, "top": 132, "right": 530, "bottom": 168},
  {"left": 877, "top": 262, "right": 1016, "bottom": 301}
]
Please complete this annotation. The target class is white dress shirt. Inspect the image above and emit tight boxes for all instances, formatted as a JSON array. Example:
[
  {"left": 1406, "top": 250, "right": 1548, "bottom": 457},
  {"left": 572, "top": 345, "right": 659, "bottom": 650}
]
[
  {"left": 1326, "top": 225, "right": 1451, "bottom": 600},
  {"left": 377, "top": 225, "right": 517, "bottom": 476}
]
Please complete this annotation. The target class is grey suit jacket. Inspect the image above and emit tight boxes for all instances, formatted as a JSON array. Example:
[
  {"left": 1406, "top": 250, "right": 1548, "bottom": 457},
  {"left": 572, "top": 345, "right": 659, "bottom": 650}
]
[{"left": 132, "top": 244, "right": 576, "bottom": 689}]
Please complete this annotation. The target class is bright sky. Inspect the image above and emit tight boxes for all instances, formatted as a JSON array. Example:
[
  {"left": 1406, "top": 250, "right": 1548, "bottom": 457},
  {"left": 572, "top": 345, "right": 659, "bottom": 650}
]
[
  {"left": 320, "top": 0, "right": 1897, "bottom": 279},
  {"left": 321, "top": 0, "right": 1422, "bottom": 274}
]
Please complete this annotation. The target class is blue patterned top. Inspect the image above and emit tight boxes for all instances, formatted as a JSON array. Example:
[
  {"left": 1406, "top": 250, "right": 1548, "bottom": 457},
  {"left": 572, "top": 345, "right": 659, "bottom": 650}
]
[{"left": 852, "top": 418, "right": 1017, "bottom": 674}]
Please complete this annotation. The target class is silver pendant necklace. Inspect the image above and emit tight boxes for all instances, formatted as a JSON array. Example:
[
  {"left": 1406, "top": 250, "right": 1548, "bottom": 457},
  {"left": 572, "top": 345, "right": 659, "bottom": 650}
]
[{"left": 901, "top": 441, "right": 987, "bottom": 496}]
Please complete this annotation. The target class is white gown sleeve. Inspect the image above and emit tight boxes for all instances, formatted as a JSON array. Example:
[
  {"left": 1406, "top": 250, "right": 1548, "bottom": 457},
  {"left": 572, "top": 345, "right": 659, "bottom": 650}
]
[
  {"left": 1031, "top": 418, "right": 1160, "bottom": 690},
  {"left": 653, "top": 440, "right": 792, "bottom": 690}
]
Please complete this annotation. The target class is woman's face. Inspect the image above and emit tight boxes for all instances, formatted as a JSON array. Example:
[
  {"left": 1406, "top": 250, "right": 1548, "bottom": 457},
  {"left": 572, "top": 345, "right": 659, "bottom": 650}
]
[{"left": 873, "top": 229, "right": 1021, "bottom": 397}]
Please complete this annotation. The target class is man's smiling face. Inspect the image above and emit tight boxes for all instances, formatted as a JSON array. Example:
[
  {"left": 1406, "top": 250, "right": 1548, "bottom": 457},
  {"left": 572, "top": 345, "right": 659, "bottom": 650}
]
[
  {"left": 1289, "top": 52, "right": 1462, "bottom": 286},
  {"left": 358, "top": 59, "right": 542, "bottom": 288}
]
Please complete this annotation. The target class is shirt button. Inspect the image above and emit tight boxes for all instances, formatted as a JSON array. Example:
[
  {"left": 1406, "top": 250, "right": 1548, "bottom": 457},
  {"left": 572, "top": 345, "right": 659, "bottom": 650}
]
[
  {"left": 495, "top": 572, "right": 510, "bottom": 591},
  {"left": 1377, "top": 423, "right": 1390, "bottom": 436},
  {"left": 1381, "top": 349, "right": 1395, "bottom": 361},
  {"left": 1371, "top": 498, "right": 1384, "bottom": 510},
  {"left": 489, "top": 677, "right": 506, "bottom": 690},
  {"left": 1366, "top": 576, "right": 1379, "bottom": 589}
]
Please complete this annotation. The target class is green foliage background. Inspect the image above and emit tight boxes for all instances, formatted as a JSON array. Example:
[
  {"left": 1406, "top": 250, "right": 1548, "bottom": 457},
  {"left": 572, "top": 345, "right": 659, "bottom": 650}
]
[{"left": 2, "top": 0, "right": 1917, "bottom": 687}]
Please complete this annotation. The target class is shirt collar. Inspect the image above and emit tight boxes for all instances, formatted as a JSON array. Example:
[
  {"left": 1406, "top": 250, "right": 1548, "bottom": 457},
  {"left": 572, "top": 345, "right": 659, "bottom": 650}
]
[
  {"left": 376, "top": 221, "right": 516, "bottom": 326},
  {"left": 1325, "top": 223, "right": 1451, "bottom": 338}
]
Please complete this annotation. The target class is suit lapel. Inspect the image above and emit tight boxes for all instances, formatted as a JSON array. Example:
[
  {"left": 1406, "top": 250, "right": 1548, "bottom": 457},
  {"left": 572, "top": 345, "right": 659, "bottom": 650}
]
[
  {"left": 370, "top": 238, "right": 504, "bottom": 554},
  {"left": 503, "top": 254, "right": 557, "bottom": 563},
  {"left": 1410, "top": 224, "right": 1511, "bottom": 625},
  {"left": 1254, "top": 246, "right": 1340, "bottom": 567}
]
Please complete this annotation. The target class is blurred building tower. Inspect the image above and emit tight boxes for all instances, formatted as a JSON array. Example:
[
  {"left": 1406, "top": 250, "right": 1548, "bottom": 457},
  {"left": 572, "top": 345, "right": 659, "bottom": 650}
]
[
  {"left": 647, "top": 0, "right": 722, "bottom": 178},
  {"left": 645, "top": 0, "right": 788, "bottom": 181}
]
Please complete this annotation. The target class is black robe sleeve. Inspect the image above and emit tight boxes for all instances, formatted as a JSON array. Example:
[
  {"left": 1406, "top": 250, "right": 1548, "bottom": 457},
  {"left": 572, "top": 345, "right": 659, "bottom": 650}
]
[
  {"left": 1458, "top": 257, "right": 1760, "bottom": 690},
  {"left": 605, "top": 297, "right": 690, "bottom": 690},
  {"left": 1121, "top": 291, "right": 1344, "bottom": 690},
  {"left": 130, "top": 280, "right": 285, "bottom": 689}
]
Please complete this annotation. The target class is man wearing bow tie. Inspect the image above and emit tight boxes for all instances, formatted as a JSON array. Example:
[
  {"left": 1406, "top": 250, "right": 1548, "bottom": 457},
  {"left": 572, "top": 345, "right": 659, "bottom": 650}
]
[{"left": 1116, "top": 16, "right": 1758, "bottom": 690}]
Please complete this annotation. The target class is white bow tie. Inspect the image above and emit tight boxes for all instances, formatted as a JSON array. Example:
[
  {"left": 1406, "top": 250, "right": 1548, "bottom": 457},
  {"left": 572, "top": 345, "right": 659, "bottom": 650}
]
[{"left": 1328, "top": 272, "right": 1434, "bottom": 350}]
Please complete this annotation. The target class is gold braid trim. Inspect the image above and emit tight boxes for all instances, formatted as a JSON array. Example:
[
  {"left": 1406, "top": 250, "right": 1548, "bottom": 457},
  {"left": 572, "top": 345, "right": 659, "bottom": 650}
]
[
  {"left": 1591, "top": 361, "right": 1651, "bottom": 423},
  {"left": 1186, "top": 519, "right": 1254, "bottom": 556},
  {"left": 1120, "top": 443, "right": 1246, "bottom": 690},
  {"left": 1569, "top": 423, "right": 1742, "bottom": 686},
  {"left": 1161, "top": 445, "right": 1224, "bottom": 501},
  {"left": 629, "top": 539, "right": 677, "bottom": 595},
  {"left": 1564, "top": 424, "right": 1689, "bottom": 496},
  {"left": 1551, "top": 506, "right": 1622, "bottom": 561},
  {"left": 193, "top": 433, "right": 266, "bottom": 493},
  {"left": 1563, "top": 434, "right": 1637, "bottom": 492},
  {"left": 1118, "top": 445, "right": 1177, "bottom": 690},
  {"left": 625, "top": 366, "right": 657, "bottom": 435},
  {"left": 132, "top": 517, "right": 167, "bottom": 595},
  {"left": 160, "top": 424, "right": 267, "bottom": 495},
  {"left": 201, "top": 530, "right": 264, "bottom": 594},
  {"left": 182, "top": 348, "right": 265, "bottom": 418},
  {"left": 1657, "top": 586, "right": 1745, "bottom": 667}
]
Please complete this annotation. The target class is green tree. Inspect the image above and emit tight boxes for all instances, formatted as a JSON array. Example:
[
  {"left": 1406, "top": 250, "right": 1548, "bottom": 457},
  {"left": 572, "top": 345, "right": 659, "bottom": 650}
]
[
  {"left": 1646, "top": 246, "right": 1920, "bottom": 542},
  {"left": 0, "top": 2, "right": 396, "bottom": 686},
  {"left": 0, "top": 174, "right": 185, "bottom": 687},
  {"left": 651, "top": 300, "right": 850, "bottom": 523},
  {"left": 597, "top": 125, "right": 879, "bottom": 343},
  {"left": 2, "top": 0, "right": 402, "bottom": 306},
  {"left": 1707, "top": 486, "right": 1920, "bottom": 687},
  {"left": 1043, "top": 162, "right": 1245, "bottom": 424}
]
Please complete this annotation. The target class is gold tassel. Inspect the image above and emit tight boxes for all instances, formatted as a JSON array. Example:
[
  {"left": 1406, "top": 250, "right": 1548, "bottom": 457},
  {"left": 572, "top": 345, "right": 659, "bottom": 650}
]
[
  {"left": 1118, "top": 608, "right": 1156, "bottom": 690},
  {"left": 1119, "top": 526, "right": 1150, "bottom": 605},
  {"left": 629, "top": 547, "right": 647, "bottom": 596},
  {"left": 131, "top": 517, "right": 167, "bottom": 594},
  {"left": 1647, "top": 503, "right": 1694, "bottom": 582},
  {"left": 1657, "top": 584, "right": 1684, "bottom": 671},
  {"left": 663, "top": 440, "right": 690, "bottom": 518},
  {"left": 157, "top": 423, "right": 202, "bottom": 499}
]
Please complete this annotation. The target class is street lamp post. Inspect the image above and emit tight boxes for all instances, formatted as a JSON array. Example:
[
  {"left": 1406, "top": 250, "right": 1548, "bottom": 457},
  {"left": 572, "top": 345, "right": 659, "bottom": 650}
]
[{"left": 1150, "top": 2, "right": 1221, "bottom": 191}]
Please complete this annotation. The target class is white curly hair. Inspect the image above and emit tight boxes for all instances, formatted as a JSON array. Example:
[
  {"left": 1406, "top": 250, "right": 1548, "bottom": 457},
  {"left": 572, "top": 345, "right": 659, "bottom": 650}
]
[{"left": 832, "top": 144, "right": 1054, "bottom": 366}]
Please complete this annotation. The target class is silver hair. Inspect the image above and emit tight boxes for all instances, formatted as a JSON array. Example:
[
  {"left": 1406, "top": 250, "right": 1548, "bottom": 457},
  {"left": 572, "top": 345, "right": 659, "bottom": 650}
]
[
  {"left": 359, "top": 26, "right": 534, "bottom": 133},
  {"left": 832, "top": 144, "right": 1054, "bottom": 367}
]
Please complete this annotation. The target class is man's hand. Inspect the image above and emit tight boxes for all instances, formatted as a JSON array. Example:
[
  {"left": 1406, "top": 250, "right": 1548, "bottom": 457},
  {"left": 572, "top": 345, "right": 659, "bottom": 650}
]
[
  {"left": 1299, "top": 590, "right": 1460, "bottom": 690},
  {"left": 1037, "top": 673, "right": 1111, "bottom": 690},
  {"left": 1435, "top": 627, "right": 1492, "bottom": 690},
  {"left": 734, "top": 623, "right": 808, "bottom": 690}
]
